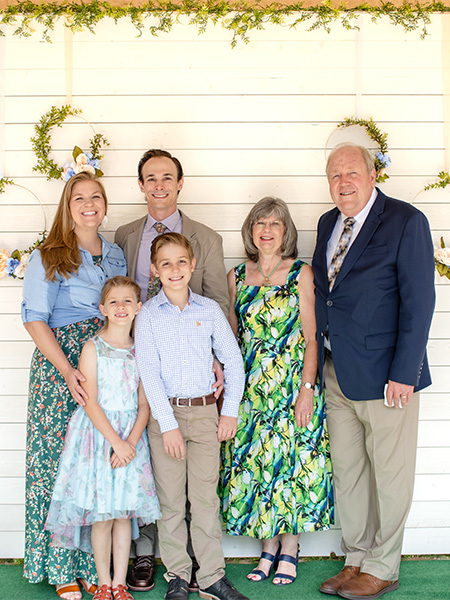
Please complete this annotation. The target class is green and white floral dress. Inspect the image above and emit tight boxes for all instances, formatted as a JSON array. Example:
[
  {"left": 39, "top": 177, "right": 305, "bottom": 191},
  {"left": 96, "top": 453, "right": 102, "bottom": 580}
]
[{"left": 221, "top": 260, "right": 334, "bottom": 539}]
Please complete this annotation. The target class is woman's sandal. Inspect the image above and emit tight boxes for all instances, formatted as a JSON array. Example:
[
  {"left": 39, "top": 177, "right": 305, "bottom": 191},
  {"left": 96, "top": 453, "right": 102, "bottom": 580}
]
[
  {"left": 56, "top": 583, "right": 82, "bottom": 600},
  {"left": 272, "top": 552, "right": 298, "bottom": 585},
  {"left": 77, "top": 579, "right": 98, "bottom": 595},
  {"left": 112, "top": 584, "right": 134, "bottom": 600},
  {"left": 247, "top": 542, "right": 281, "bottom": 582},
  {"left": 93, "top": 584, "right": 113, "bottom": 600}
]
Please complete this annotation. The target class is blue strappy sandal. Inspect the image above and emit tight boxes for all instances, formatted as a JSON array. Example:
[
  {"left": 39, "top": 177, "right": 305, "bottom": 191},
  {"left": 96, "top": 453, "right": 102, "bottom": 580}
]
[
  {"left": 272, "top": 552, "right": 298, "bottom": 585},
  {"left": 247, "top": 543, "right": 281, "bottom": 582}
]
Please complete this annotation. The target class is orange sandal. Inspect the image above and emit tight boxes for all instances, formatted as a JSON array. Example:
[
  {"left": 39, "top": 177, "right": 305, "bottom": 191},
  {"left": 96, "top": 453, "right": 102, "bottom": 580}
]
[
  {"left": 93, "top": 585, "right": 113, "bottom": 600},
  {"left": 112, "top": 585, "right": 134, "bottom": 600},
  {"left": 77, "top": 579, "right": 98, "bottom": 595},
  {"left": 56, "top": 583, "right": 82, "bottom": 599}
]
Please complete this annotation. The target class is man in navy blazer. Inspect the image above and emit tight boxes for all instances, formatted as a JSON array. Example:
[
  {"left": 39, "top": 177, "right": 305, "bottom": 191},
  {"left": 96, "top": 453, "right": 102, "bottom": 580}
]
[{"left": 313, "top": 144, "right": 435, "bottom": 600}]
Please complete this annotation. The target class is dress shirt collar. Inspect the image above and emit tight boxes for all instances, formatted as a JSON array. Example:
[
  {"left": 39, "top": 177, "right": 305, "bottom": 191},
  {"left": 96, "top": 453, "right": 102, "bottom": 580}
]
[
  {"left": 153, "top": 287, "right": 205, "bottom": 309},
  {"left": 145, "top": 209, "right": 182, "bottom": 233}
]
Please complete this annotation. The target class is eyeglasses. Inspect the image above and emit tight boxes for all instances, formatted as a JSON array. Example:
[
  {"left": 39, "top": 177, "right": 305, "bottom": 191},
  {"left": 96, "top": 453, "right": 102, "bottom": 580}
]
[{"left": 253, "top": 220, "right": 283, "bottom": 230}]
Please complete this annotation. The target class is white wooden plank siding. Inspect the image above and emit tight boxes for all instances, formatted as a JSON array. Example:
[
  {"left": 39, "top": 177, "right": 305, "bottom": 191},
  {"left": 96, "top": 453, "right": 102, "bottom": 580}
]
[{"left": 0, "top": 14, "right": 449, "bottom": 558}]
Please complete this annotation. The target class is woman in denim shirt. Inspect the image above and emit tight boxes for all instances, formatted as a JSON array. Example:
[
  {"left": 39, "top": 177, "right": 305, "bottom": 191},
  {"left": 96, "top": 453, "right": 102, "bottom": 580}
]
[{"left": 21, "top": 172, "right": 126, "bottom": 600}]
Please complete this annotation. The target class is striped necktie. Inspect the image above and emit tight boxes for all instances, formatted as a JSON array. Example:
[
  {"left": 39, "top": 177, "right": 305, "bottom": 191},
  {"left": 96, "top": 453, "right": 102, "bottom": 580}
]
[
  {"left": 146, "top": 222, "right": 168, "bottom": 300},
  {"left": 327, "top": 217, "right": 356, "bottom": 291}
]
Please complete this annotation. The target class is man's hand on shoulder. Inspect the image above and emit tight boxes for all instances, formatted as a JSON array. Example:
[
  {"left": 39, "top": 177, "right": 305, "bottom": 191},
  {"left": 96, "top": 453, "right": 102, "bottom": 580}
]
[{"left": 385, "top": 380, "right": 414, "bottom": 408}]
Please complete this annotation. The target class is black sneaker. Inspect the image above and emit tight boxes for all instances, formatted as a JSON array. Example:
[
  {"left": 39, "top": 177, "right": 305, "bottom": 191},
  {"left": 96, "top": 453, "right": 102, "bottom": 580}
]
[
  {"left": 165, "top": 576, "right": 189, "bottom": 600},
  {"left": 199, "top": 576, "right": 249, "bottom": 600}
]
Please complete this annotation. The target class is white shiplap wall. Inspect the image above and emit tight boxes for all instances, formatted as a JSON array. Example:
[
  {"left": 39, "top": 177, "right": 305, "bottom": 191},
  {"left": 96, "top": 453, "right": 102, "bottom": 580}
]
[{"left": 0, "top": 14, "right": 449, "bottom": 559}]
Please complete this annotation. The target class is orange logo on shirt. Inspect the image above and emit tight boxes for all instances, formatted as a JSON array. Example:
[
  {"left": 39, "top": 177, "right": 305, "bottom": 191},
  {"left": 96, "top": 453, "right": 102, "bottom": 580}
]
[{"left": 196, "top": 321, "right": 201, "bottom": 326}]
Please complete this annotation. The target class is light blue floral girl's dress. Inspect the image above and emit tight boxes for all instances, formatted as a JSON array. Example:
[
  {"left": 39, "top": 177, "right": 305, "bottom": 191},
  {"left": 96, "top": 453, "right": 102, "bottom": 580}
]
[{"left": 45, "top": 335, "right": 161, "bottom": 553}]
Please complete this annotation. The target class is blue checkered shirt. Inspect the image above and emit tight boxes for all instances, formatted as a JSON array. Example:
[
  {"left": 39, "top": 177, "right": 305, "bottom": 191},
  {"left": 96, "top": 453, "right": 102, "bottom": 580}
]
[{"left": 135, "top": 289, "right": 245, "bottom": 433}]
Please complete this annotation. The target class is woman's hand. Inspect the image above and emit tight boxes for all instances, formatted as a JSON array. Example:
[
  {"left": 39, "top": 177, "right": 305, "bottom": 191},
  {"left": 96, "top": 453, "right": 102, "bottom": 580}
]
[
  {"left": 62, "top": 366, "right": 88, "bottom": 406},
  {"left": 111, "top": 439, "right": 136, "bottom": 468},
  {"left": 295, "top": 388, "right": 314, "bottom": 429}
]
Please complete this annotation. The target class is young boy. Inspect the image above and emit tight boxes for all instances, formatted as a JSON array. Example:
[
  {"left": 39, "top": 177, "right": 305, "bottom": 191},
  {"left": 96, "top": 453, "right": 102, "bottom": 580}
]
[{"left": 135, "top": 233, "right": 248, "bottom": 600}]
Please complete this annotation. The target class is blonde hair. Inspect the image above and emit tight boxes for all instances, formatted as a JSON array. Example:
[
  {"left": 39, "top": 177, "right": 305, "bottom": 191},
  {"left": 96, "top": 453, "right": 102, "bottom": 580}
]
[
  {"left": 39, "top": 172, "right": 108, "bottom": 281},
  {"left": 151, "top": 232, "right": 194, "bottom": 265}
]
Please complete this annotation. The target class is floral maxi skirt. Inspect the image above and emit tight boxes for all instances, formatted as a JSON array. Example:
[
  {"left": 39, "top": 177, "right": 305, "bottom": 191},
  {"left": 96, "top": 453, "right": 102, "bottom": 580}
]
[{"left": 24, "top": 318, "right": 101, "bottom": 584}]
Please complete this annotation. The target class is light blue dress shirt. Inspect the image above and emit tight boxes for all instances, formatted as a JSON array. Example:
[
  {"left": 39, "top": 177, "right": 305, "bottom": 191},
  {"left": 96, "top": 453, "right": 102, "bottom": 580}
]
[
  {"left": 21, "top": 235, "right": 127, "bottom": 328},
  {"left": 135, "top": 289, "right": 245, "bottom": 433}
]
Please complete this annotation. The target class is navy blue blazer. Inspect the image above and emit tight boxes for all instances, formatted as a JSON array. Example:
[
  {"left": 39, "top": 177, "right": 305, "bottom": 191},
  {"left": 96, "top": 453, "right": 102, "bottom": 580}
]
[{"left": 312, "top": 189, "right": 436, "bottom": 401}]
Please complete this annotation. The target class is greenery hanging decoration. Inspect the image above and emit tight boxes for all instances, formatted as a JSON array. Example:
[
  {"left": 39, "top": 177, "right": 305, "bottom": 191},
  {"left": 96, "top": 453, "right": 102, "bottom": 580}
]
[
  {"left": 0, "top": 178, "right": 14, "bottom": 194},
  {"left": 0, "top": 0, "right": 446, "bottom": 46},
  {"left": 424, "top": 170, "right": 450, "bottom": 190},
  {"left": 31, "top": 105, "right": 109, "bottom": 181},
  {"left": 337, "top": 117, "right": 391, "bottom": 183}
]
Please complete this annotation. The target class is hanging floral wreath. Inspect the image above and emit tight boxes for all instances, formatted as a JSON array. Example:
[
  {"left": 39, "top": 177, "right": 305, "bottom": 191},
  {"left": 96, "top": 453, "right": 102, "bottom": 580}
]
[
  {"left": 31, "top": 105, "right": 109, "bottom": 181},
  {"left": 337, "top": 117, "right": 391, "bottom": 183}
]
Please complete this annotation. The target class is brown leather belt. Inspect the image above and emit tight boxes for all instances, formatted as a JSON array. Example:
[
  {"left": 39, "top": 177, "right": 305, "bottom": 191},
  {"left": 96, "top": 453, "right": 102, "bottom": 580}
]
[{"left": 170, "top": 393, "right": 216, "bottom": 407}]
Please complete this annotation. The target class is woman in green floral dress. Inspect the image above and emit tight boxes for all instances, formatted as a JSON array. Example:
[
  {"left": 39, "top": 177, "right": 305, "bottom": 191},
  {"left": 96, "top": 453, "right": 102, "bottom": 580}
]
[
  {"left": 22, "top": 173, "right": 126, "bottom": 600},
  {"left": 221, "top": 197, "right": 334, "bottom": 585}
]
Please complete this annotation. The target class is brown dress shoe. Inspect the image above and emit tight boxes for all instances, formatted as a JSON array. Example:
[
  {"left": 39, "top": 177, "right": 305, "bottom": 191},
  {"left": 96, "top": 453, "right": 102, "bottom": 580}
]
[
  {"left": 127, "top": 555, "right": 155, "bottom": 592},
  {"left": 320, "top": 566, "right": 361, "bottom": 595},
  {"left": 189, "top": 558, "right": 200, "bottom": 593},
  {"left": 337, "top": 572, "right": 399, "bottom": 599}
]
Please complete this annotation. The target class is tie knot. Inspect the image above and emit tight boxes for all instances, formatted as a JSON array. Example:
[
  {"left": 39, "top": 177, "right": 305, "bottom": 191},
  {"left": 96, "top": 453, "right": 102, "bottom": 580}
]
[
  {"left": 154, "top": 222, "right": 167, "bottom": 235},
  {"left": 344, "top": 217, "right": 356, "bottom": 227}
]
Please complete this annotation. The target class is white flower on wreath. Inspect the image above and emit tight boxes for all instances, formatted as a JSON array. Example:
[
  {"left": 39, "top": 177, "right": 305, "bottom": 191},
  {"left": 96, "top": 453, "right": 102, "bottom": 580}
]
[
  {"left": 435, "top": 246, "right": 450, "bottom": 267},
  {"left": 14, "top": 253, "right": 31, "bottom": 278},
  {"left": 62, "top": 146, "right": 103, "bottom": 182}
]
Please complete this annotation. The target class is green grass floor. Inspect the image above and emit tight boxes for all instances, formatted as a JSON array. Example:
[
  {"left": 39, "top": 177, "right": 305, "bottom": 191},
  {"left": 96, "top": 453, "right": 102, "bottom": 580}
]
[{"left": 2, "top": 559, "right": 449, "bottom": 600}]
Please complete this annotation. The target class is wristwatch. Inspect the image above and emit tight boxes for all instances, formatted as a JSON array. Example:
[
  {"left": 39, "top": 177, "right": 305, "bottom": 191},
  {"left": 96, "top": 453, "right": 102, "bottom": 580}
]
[{"left": 301, "top": 381, "right": 314, "bottom": 390}]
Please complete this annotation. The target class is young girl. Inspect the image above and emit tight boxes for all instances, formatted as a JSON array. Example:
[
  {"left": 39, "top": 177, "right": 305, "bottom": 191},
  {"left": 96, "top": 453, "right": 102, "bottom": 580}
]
[{"left": 45, "top": 276, "right": 161, "bottom": 600}]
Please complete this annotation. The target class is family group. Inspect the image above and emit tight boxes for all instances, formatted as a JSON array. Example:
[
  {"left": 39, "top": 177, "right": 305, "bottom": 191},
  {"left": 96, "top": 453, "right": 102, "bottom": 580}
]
[{"left": 21, "top": 145, "right": 435, "bottom": 600}]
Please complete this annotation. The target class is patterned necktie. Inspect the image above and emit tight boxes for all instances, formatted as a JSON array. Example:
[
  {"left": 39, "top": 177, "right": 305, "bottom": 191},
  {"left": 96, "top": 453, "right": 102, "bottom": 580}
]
[
  {"left": 327, "top": 217, "right": 356, "bottom": 291},
  {"left": 146, "top": 222, "right": 168, "bottom": 300}
]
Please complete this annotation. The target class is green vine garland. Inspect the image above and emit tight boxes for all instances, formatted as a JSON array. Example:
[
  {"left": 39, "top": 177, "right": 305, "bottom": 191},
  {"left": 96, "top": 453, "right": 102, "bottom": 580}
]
[
  {"left": 31, "top": 105, "right": 109, "bottom": 181},
  {"left": 0, "top": 178, "right": 14, "bottom": 194},
  {"left": 424, "top": 170, "right": 450, "bottom": 190},
  {"left": 0, "top": 1, "right": 447, "bottom": 46},
  {"left": 338, "top": 117, "right": 391, "bottom": 183}
]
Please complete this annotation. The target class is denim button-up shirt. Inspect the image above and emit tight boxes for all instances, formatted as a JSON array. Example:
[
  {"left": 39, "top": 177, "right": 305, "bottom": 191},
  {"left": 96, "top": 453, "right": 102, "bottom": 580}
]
[{"left": 21, "top": 236, "right": 127, "bottom": 328}]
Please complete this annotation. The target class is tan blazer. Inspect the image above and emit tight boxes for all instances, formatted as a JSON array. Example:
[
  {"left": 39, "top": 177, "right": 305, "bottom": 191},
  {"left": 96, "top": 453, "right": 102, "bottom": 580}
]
[{"left": 115, "top": 210, "right": 229, "bottom": 315}]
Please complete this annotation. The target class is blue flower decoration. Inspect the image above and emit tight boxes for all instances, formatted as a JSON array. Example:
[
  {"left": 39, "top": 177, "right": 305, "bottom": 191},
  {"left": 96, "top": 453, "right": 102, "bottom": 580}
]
[
  {"left": 375, "top": 152, "right": 391, "bottom": 168},
  {"left": 6, "top": 257, "right": 20, "bottom": 275}
]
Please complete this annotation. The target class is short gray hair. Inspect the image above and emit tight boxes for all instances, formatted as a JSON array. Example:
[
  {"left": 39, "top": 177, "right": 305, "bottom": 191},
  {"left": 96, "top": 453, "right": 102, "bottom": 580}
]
[
  {"left": 241, "top": 197, "right": 298, "bottom": 262},
  {"left": 326, "top": 143, "right": 375, "bottom": 178}
]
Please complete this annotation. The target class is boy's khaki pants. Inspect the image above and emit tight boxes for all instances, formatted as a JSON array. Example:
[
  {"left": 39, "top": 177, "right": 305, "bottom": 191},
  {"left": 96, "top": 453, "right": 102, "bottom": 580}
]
[{"left": 148, "top": 403, "right": 225, "bottom": 590}]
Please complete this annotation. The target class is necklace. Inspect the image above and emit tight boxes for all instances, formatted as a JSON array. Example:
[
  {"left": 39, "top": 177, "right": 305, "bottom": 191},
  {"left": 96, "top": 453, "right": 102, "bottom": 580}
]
[{"left": 257, "top": 257, "right": 283, "bottom": 286}]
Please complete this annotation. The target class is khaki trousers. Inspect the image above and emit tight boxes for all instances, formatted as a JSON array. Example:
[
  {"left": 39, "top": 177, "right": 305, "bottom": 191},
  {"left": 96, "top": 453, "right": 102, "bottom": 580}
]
[
  {"left": 324, "top": 353, "right": 419, "bottom": 580},
  {"left": 148, "top": 404, "right": 225, "bottom": 589}
]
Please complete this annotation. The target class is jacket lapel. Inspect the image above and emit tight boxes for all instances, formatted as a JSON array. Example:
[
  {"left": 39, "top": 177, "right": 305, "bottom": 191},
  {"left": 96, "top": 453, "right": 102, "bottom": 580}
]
[
  {"left": 126, "top": 217, "right": 146, "bottom": 280},
  {"left": 331, "top": 190, "right": 385, "bottom": 292},
  {"left": 316, "top": 209, "right": 339, "bottom": 292}
]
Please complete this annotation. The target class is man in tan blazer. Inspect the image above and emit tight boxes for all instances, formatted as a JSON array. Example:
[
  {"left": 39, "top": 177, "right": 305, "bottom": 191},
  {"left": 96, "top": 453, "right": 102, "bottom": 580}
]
[
  {"left": 115, "top": 149, "right": 229, "bottom": 314},
  {"left": 115, "top": 149, "right": 229, "bottom": 593}
]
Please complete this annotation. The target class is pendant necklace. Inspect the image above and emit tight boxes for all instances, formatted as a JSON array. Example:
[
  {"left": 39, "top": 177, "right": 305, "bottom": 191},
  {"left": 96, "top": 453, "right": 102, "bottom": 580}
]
[{"left": 257, "top": 257, "right": 283, "bottom": 286}]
